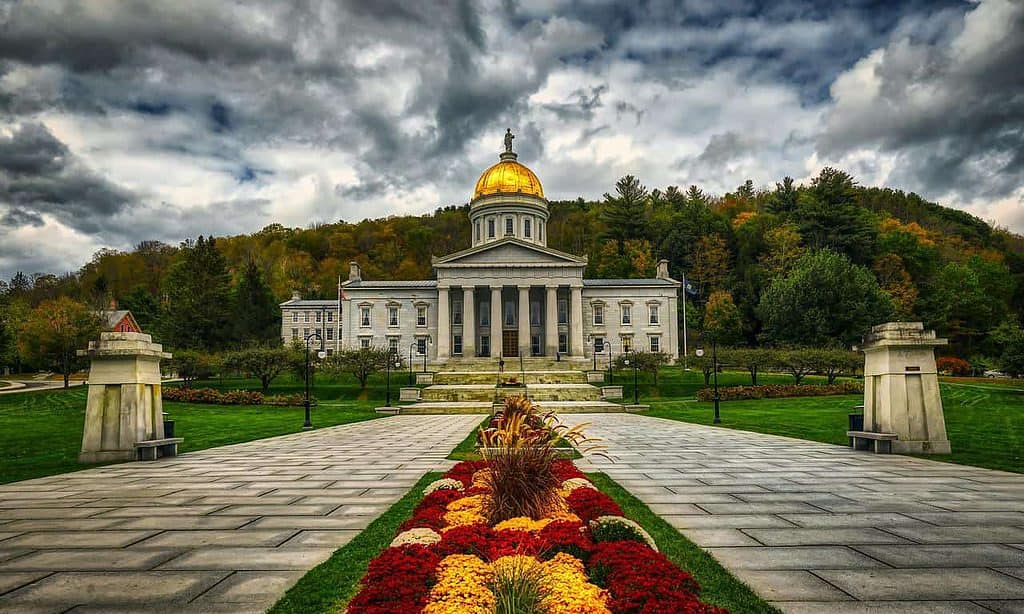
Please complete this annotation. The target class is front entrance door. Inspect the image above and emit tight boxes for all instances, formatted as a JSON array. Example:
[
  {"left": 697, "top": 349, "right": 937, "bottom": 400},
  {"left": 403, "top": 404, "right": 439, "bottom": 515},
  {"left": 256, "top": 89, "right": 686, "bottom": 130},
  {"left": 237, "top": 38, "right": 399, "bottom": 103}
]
[{"left": 502, "top": 330, "right": 518, "bottom": 357}]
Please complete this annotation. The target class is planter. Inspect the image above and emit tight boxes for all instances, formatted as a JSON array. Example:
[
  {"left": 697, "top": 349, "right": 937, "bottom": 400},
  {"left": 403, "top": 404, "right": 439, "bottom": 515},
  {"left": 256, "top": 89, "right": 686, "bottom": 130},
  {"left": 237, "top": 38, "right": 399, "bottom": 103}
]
[
  {"left": 475, "top": 445, "right": 576, "bottom": 459},
  {"left": 399, "top": 387, "right": 421, "bottom": 402}
]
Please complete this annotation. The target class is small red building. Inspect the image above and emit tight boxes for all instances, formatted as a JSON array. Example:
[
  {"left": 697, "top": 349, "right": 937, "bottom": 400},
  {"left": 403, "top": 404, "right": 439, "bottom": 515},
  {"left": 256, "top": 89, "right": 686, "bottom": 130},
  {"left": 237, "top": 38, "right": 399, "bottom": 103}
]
[{"left": 99, "top": 310, "right": 142, "bottom": 333}]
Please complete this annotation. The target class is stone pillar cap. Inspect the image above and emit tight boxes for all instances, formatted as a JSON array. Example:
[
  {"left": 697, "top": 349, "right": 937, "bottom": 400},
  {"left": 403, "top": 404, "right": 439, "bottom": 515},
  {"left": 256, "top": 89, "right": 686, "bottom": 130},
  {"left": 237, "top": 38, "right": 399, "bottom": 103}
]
[
  {"left": 860, "top": 321, "right": 947, "bottom": 349},
  {"left": 77, "top": 332, "right": 172, "bottom": 359}
]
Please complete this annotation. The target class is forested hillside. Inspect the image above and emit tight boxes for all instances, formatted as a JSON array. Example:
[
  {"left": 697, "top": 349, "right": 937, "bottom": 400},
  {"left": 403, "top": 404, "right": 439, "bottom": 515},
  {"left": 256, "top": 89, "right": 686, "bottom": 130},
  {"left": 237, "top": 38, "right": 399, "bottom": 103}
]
[{"left": 2, "top": 168, "right": 1022, "bottom": 371}]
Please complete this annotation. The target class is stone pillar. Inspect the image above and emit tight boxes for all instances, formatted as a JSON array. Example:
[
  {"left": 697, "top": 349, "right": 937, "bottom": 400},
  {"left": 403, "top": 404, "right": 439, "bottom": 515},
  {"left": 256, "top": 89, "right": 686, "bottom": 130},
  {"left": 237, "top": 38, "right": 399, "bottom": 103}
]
[
  {"left": 490, "top": 285, "right": 503, "bottom": 358},
  {"left": 462, "top": 287, "right": 476, "bottom": 357},
  {"left": 570, "top": 285, "right": 584, "bottom": 357},
  {"left": 860, "top": 322, "right": 951, "bottom": 454},
  {"left": 78, "top": 332, "right": 171, "bottom": 463},
  {"left": 437, "top": 286, "right": 450, "bottom": 359},
  {"left": 518, "top": 286, "right": 530, "bottom": 356},
  {"left": 545, "top": 285, "right": 559, "bottom": 356}
]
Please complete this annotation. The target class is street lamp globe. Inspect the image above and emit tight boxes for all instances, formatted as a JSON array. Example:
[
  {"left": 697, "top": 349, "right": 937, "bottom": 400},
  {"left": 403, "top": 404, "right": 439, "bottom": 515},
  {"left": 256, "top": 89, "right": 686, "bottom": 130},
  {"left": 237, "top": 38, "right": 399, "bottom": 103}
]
[{"left": 695, "top": 348, "right": 705, "bottom": 358}]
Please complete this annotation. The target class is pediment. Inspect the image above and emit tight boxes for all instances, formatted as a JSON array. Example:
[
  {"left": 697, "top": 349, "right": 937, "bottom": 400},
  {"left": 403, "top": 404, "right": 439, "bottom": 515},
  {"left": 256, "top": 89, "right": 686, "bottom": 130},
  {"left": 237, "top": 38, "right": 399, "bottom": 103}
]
[{"left": 433, "top": 238, "right": 586, "bottom": 267}]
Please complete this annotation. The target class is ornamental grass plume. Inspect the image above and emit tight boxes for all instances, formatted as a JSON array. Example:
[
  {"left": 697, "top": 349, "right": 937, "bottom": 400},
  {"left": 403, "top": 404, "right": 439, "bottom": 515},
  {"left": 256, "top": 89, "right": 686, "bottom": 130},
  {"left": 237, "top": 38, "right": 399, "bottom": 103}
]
[{"left": 488, "top": 555, "right": 546, "bottom": 614}]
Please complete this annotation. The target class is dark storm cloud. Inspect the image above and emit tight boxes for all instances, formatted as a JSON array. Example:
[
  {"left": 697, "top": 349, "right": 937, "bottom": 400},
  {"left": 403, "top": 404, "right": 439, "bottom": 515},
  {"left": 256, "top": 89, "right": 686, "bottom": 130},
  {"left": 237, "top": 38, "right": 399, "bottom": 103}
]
[
  {"left": 819, "top": 0, "right": 1024, "bottom": 201},
  {"left": 0, "top": 123, "right": 134, "bottom": 234}
]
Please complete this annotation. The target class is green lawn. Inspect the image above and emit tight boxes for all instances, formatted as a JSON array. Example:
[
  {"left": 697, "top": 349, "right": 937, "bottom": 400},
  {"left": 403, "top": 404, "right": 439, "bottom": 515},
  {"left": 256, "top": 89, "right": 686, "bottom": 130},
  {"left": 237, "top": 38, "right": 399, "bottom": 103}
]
[
  {"left": 613, "top": 365, "right": 844, "bottom": 401},
  {"left": 0, "top": 373, "right": 388, "bottom": 485},
  {"left": 644, "top": 381, "right": 1024, "bottom": 474}
]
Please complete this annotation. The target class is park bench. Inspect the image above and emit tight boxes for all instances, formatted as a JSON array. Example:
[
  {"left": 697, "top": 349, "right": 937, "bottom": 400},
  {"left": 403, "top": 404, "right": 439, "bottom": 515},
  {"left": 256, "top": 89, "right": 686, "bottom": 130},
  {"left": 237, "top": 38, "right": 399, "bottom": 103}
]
[
  {"left": 134, "top": 437, "right": 184, "bottom": 461},
  {"left": 846, "top": 430, "right": 898, "bottom": 454}
]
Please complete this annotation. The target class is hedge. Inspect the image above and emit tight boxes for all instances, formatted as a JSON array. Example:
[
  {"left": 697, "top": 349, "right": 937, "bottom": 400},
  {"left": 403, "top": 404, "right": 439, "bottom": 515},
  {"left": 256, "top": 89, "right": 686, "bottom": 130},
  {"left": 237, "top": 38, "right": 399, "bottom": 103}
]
[
  {"left": 696, "top": 382, "right": 863, "bottom": 402},
  {"left": 162, "top": 387, "right": 308, "bottom": 406}
]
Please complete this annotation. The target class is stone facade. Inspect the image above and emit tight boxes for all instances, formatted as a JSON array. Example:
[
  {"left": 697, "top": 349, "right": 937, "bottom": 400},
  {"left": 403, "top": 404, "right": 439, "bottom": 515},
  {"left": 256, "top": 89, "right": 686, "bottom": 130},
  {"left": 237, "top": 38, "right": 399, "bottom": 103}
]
[{"left": 280, "top": 136, "right": 681, "bottom": 363}]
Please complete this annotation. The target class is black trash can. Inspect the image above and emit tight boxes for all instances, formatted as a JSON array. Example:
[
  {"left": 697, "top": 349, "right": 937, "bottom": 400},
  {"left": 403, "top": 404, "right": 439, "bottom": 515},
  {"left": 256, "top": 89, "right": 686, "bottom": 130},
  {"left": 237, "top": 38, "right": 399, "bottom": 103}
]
[
  {"left": 163, "top": 420, "right": 175, "bottom": 438},
  {"left": 848, "top": 413, "right": 863, "bottom": 431}
]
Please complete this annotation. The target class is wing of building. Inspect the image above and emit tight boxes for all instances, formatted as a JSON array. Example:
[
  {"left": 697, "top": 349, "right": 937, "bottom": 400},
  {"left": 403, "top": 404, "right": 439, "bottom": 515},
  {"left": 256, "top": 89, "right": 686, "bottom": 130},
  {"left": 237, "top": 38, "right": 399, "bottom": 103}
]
[{"left": 280, "top": 133, "right": 681, "bottom": 363}]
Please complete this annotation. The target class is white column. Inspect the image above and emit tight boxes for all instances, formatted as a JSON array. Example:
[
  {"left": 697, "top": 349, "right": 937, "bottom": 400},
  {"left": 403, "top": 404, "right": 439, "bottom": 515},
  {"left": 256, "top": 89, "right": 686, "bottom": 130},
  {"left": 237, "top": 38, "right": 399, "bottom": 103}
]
[
  {"left": 518, "top": 286, "right": 530, "bottom": 356},
  {"left": 490, "top": 285, "right": 503, "bottom": 358},
  {"left": 437, "top": 286, "right": 450, "bottom": 359},
  {"left": 570, "top": 285, "right": 584, "bottom": 357},
  {"left": 462, "top": 287, "right": 475, "bottom": 357},
  {"left": 545, "top": 285, "right": 559, "bottom": 356}
]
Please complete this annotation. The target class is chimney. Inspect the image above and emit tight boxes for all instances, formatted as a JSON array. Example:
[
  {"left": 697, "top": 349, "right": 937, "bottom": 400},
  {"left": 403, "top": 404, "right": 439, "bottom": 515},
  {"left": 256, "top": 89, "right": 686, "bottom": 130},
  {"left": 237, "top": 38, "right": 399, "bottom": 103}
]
[
  {"left": 349, "top": 261, "right": 362, "bottom": 282},
  {"left": 108, "top": 298, "right": 118, "bottom": 310},
  {"left": 291, "top": 289, "right": 301, "bottom": 301},
  {"left": 656, "top": 259, "right": 670, "bottom": 280}
]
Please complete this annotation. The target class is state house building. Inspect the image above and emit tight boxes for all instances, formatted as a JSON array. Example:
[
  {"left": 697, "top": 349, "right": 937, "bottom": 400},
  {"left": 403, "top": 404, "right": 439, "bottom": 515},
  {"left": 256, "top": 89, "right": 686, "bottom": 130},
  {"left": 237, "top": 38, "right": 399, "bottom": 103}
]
[{"left": 281, "top": 132, "right": 681, "bottom": 363}]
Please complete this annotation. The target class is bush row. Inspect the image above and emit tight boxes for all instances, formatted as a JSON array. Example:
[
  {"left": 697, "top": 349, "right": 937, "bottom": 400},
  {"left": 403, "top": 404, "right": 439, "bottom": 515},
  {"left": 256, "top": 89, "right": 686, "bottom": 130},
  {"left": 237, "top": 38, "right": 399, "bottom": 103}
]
[
  {"left": 696, "top": 381, "right": 864, "bottom": 402},
  {"left": 162, "top": 387, "right": 308, "bottom": 406}
]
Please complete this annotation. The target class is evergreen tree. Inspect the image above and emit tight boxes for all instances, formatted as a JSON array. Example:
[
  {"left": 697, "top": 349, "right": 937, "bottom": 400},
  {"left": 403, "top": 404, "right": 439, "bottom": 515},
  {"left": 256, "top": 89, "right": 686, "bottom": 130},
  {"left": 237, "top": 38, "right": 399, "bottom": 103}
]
[
  {"left": 600, "top": 175, "right": 648, "bottom": 247},
  {"left": 120, "top": 285, "right": 161, "bottom": 334},
  {"left": 233, "top": 258, "right": 281, "bottom": 344},
  {"left": 161, "top": 236, "right": 232, "bottom": 350}
]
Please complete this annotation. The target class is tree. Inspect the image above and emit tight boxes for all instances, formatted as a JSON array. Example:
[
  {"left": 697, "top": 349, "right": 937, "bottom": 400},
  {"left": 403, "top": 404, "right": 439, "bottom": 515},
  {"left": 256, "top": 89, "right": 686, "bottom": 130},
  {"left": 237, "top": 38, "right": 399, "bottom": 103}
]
[
  {"left": 760, "top": 223, "right": 805, "bottom": 277},
  {"left": 324, "top": 347, "right": 403, "bottom": 389},
  {"left": 775, "top": 348, "right": 816, "bottom": 385},
  {"left": 702, "top": 290, "right": 742, "bottom": 345},
  {"left": 161, "top": 236, "right": 232, "bottom": 350},
  {"left": 223, "top": 345, "right": 299, "bottom": 393},
  {"left": 792, "top": 168, "right": 876, "bottom": 264},
  {"left": 989, "top": 322, "right": 1024, "bottom": 377},
  {"left": 168, "top": 350, "right": 221, "bottom": 388},
  {"left": 17, "top": 297, "right": 102, "bottom": 388},
  {"left": 758, "top": 249, "right": 894, "bottom": 347},
  {"left": 718, "top": 347, "right": 776, "bottom": 385},
  {"left": 806, "top": 347, "right": 861, "bottom": 384},
  {"left": 119, "top": 285, "right": 161, "bottom": 333},
  {"left": 691, "top": 235, "right": 731, "bottom": 297},
  {"left": 612, "top": 351, "right": 670, "bottom": 384},
  {"left": 601, "top": 175, "right": 648, "bottom": 246},
  {"left": 233, "top": 258, "right": 280, "bottom": 344}
]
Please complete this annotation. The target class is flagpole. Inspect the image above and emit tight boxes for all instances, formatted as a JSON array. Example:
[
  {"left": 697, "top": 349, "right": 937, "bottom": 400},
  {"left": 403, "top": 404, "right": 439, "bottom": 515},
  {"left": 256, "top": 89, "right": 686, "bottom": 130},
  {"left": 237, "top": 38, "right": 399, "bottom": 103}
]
[
  {"left": 682, "top": 273, "right": 689, "bottom": 370},
  {"left": 336, "top": 275, "right": 342, "bottom": 353}
]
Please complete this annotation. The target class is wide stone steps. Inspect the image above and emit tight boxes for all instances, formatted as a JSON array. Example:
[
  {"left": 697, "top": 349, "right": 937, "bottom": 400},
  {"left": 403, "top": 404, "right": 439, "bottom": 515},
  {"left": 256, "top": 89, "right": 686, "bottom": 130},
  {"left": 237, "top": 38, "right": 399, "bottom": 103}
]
[
  {"left": 396, "top": 400, "right": 629, "bottom": 414},
  {"left": 432, "top": 370, "right": 588, "bottom": 385},
  {"left": 438, "top": 357, "right": 587, "bottom": 372}
]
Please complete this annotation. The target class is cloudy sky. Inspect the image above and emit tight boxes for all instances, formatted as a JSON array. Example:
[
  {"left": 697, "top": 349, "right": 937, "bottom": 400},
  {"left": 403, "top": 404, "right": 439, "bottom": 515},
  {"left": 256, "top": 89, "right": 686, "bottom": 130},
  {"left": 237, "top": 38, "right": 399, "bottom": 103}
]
[{"left": 1, "top": 0, "right": 1022, "bottom": 278}]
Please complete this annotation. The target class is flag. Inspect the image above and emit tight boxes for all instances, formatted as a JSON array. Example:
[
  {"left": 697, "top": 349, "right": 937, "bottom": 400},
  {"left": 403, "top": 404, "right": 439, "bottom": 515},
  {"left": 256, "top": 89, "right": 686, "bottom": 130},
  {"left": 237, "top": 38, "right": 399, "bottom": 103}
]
[{"left": 683, "top": 276, "right": 697, "bottom": 296}]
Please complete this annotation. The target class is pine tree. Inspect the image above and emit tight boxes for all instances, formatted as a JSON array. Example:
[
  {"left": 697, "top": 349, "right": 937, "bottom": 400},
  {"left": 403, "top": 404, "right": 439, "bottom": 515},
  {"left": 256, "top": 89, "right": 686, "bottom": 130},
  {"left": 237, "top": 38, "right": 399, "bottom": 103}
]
[
  {"left": 600, "top": 175, "right": 649, "bottom": 247},
  {"left": 161, "top": 236, "right": 232, "bottom": 350},
  {"left": 233, "top": 258, "right": 280, "bottom": 344}
]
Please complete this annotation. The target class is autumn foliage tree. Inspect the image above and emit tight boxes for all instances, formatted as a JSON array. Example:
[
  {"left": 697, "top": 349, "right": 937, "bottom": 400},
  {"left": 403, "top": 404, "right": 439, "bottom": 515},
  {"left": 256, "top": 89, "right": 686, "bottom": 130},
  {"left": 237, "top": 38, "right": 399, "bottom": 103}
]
[{"left": 18, "top": 297, "right": 102, "bottom": 388}]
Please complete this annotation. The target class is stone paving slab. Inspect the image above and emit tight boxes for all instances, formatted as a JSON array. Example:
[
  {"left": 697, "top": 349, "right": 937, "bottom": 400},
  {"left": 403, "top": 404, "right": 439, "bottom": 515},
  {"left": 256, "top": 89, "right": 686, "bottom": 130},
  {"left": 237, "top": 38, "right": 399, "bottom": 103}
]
[
  {"left": 0, "top": 414, "right": 480, "bottom": 612},
  {"left": 568, "top": 413, "right": 1024, "bottom": 613}
]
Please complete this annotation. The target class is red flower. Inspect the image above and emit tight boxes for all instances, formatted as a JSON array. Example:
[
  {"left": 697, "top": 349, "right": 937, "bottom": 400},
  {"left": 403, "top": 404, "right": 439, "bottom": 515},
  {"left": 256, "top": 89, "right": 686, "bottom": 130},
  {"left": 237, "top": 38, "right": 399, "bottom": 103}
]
[
  {"left": 432, "top": 523, "right": 544, "bottom": 559},
  {"left": 552, "top": 459, "right": 586, "bottom": 481},
  {"left": 538, "top": 520, "right": 594, "bottom": 561},
  {"left": 348, "top": 544, "right": 440, "bottom": 613},
  {"left": 566, "top": 487, "right": 623, "bottom": 523}
]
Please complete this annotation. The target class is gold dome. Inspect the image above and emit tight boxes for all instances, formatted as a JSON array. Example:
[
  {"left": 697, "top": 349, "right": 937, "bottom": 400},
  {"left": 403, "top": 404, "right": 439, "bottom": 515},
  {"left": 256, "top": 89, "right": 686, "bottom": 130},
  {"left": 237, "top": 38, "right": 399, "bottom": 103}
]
[{"left": 472, "top": 156, "right": 544, "bottom": 201}]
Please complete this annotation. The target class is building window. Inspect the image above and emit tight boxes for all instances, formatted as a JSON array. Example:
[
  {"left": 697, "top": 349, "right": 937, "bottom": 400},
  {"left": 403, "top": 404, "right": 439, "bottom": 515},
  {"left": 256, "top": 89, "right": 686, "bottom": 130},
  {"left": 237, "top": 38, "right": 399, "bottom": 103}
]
[
  {"left": 557, "top": 299, "right": 568, "bottom": 325},
  {"left": 530, "top": 301, "right": 541, "bottom": 326},
  {"left": 505, "top": 217, "right": 514, "bottom": 236},
  {"left": 621, "top": 305, "right": 632, "bottom": 325},
  {"left": 360, "top": 337, "right": 371, "bottom": 349},
  {"left": 593, "top": 304, "right": 604, "bottom": 325},
  {"left": 304, "top": 312, "right": 310, "bottom": 323},
  {"left": 453, "top": 300, "right": 463, "bottom": 325},
  {"left": 360, "top": 307, "right": 371, "bottom": 327},
  {"left": 558, "top": 333, "right": 568, "bottom": 354},
  {"left": 488, "top": 219, "right": 495, "bottom": 238},
  {"left": 480, "top": 335, "right": 490, "bottom": 357},
  {"left": 531, "top": 334, "right": 541, "bottom": 356},
  {"left": 622, "top": 336, "right": 633, "bottom": 353},
  {"left": 303, "top": 328, "right": 310, "bottom": 337},
  {"left": 291, "top": 328, "right": 298, "bottom": 339},
  {"left": 417, "top": 337, "right": 427, "bottom": 355},
  {"left": 316, "top": 311, "right": 322, "bottom": 323},
  {"left": 524, "top": 218, "right": 531, "bottom": 238},
  {"left": 417, "top": 306, "right": 427, "bottom": 327},
  {"left": 326, "top": 348, "right": 333, "bottom": 356},
  {"left": 539, "top": 220, "right": 544, "bottom": 241},
  {"left": 504, "top": 300, "right": 516, "bottom": 326},
  {"left": 480, "top": 302, "right": 490, "bottom": 326},
  {"left": 326, "top": 328, "right": 334, "bottom": 340},
  {"left": 593, "top": 336, "right": 605, "bottom": 353},
  {"left": 453, "top": 334, "right": 463, "bottom": 355},
  {"left": 649, "top": 336, "right": 660, "bottom": 353},
  {"left": 649, "top": 305, "right": 659, "bottom": 325},
  {"left": 475, "top": 221, "right": 480, "bottom": 242},
  {"left": 327, "top": 311, "right": 334, "bottom": 322},
  {"left": 389, "top": 337, "right": 399, "bottom": 354},
  {"left": 292, "top": 312, "right": 298, "bottom": 323},
  {"left": 388, "top": 306, "right": 399, "bottom": 327}
]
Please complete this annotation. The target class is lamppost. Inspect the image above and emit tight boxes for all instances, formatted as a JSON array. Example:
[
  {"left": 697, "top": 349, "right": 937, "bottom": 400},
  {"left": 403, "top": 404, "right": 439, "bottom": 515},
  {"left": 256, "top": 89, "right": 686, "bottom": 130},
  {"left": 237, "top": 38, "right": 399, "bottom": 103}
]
[
  {"left": 303, "top": 330, "right": 325, "bottom": 430},
  {"left": 588, "top": 337, "right": 597, "bottom": 371},
  {"left": 623, "top": 352, "right": 640, "bottom": 405},
  {"left": 408, "top": 342, "right": 417, "bottom": 385},
  {"left": 385, "top": 351, "right": 402, "bottom": 407},
  {"left": 695, "top": 340, "right": 720, "bottom": 424},
  {"left": 606, "top": 341, "right": 614, "bottom": 384}
]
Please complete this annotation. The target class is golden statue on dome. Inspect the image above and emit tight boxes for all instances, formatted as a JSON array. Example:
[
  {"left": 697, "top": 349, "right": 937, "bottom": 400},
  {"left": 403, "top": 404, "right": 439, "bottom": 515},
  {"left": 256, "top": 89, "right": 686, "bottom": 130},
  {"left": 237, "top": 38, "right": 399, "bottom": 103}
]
[{"left": 504, "top": 128, "right": 514, "bottom": 153}]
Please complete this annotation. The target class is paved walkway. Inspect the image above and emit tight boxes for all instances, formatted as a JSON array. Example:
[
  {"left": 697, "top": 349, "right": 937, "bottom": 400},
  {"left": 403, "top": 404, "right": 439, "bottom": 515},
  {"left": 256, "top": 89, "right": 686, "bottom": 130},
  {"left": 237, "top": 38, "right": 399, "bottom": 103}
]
[
  {"left": 569, "top": 414, "right": 1024, "bottom": 614},
  {"left": 0, "top": 414, "right": 480, "bottom": 613}
]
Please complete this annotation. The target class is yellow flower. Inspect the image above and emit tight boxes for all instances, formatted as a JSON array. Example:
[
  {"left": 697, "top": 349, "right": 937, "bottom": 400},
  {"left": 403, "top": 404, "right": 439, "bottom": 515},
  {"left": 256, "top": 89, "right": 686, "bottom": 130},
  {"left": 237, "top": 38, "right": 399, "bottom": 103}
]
[
  {"left": 471, "top": 469, "right": 492, "bottom": 488},
  {"left": 442, "top": 508, "right": 486, "bottom": 529},
  {"left": 446, "top": 494, "right": 487, "bottom": 513},
  {"left": 493, "top": 516, "right": 551, "bottom": 533},
  {"left": 424, "top": 554, "right": 495, "bottom": 614},
  {"left": 539, "top": 553, "right": 612, "bottom": 614}
]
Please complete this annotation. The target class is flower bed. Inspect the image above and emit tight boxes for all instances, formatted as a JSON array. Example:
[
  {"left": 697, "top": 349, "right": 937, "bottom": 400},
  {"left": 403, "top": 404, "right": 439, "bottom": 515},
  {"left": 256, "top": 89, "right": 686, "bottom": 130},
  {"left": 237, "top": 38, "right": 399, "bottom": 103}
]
[
  {"left": 348, "top": 459, "right": 726, "bottom": 613},
  {"left": 697, "top": 381, "right": 863, "bottom": 402},
  {"left": 162, "top": 387, "right": 307, "bottom": 406}
]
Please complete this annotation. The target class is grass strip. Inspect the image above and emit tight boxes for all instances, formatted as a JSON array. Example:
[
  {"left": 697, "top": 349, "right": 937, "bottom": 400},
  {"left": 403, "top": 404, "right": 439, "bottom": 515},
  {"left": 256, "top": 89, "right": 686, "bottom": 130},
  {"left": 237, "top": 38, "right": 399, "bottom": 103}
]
[
  {"left": 588, "top": 472, "right": 780, "bottom": 614},
  {"left": 268, "top": 471, "right": 442, "bottom": 614},
  {"left": 447, "top": 415, "right": 492, "bottom": 460}
]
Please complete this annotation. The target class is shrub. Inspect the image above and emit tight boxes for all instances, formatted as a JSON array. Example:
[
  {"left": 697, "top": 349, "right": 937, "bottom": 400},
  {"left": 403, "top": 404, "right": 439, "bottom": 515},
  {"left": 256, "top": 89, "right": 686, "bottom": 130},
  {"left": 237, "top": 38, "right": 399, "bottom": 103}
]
[
  {"left": 589, "top": 516, "right": 658, "bottom": 551},
  {"left": 566, "top": 488, "right": 623, "bottom": 524},
  {"left": 937, "top": 356, "right": 971, "bottom": 376},
  {"left": 696, "top": 382, "right": 862, "bottom": 401},
  {"left": 161, "top": 387, "right": 306, "bottom": 406}
]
